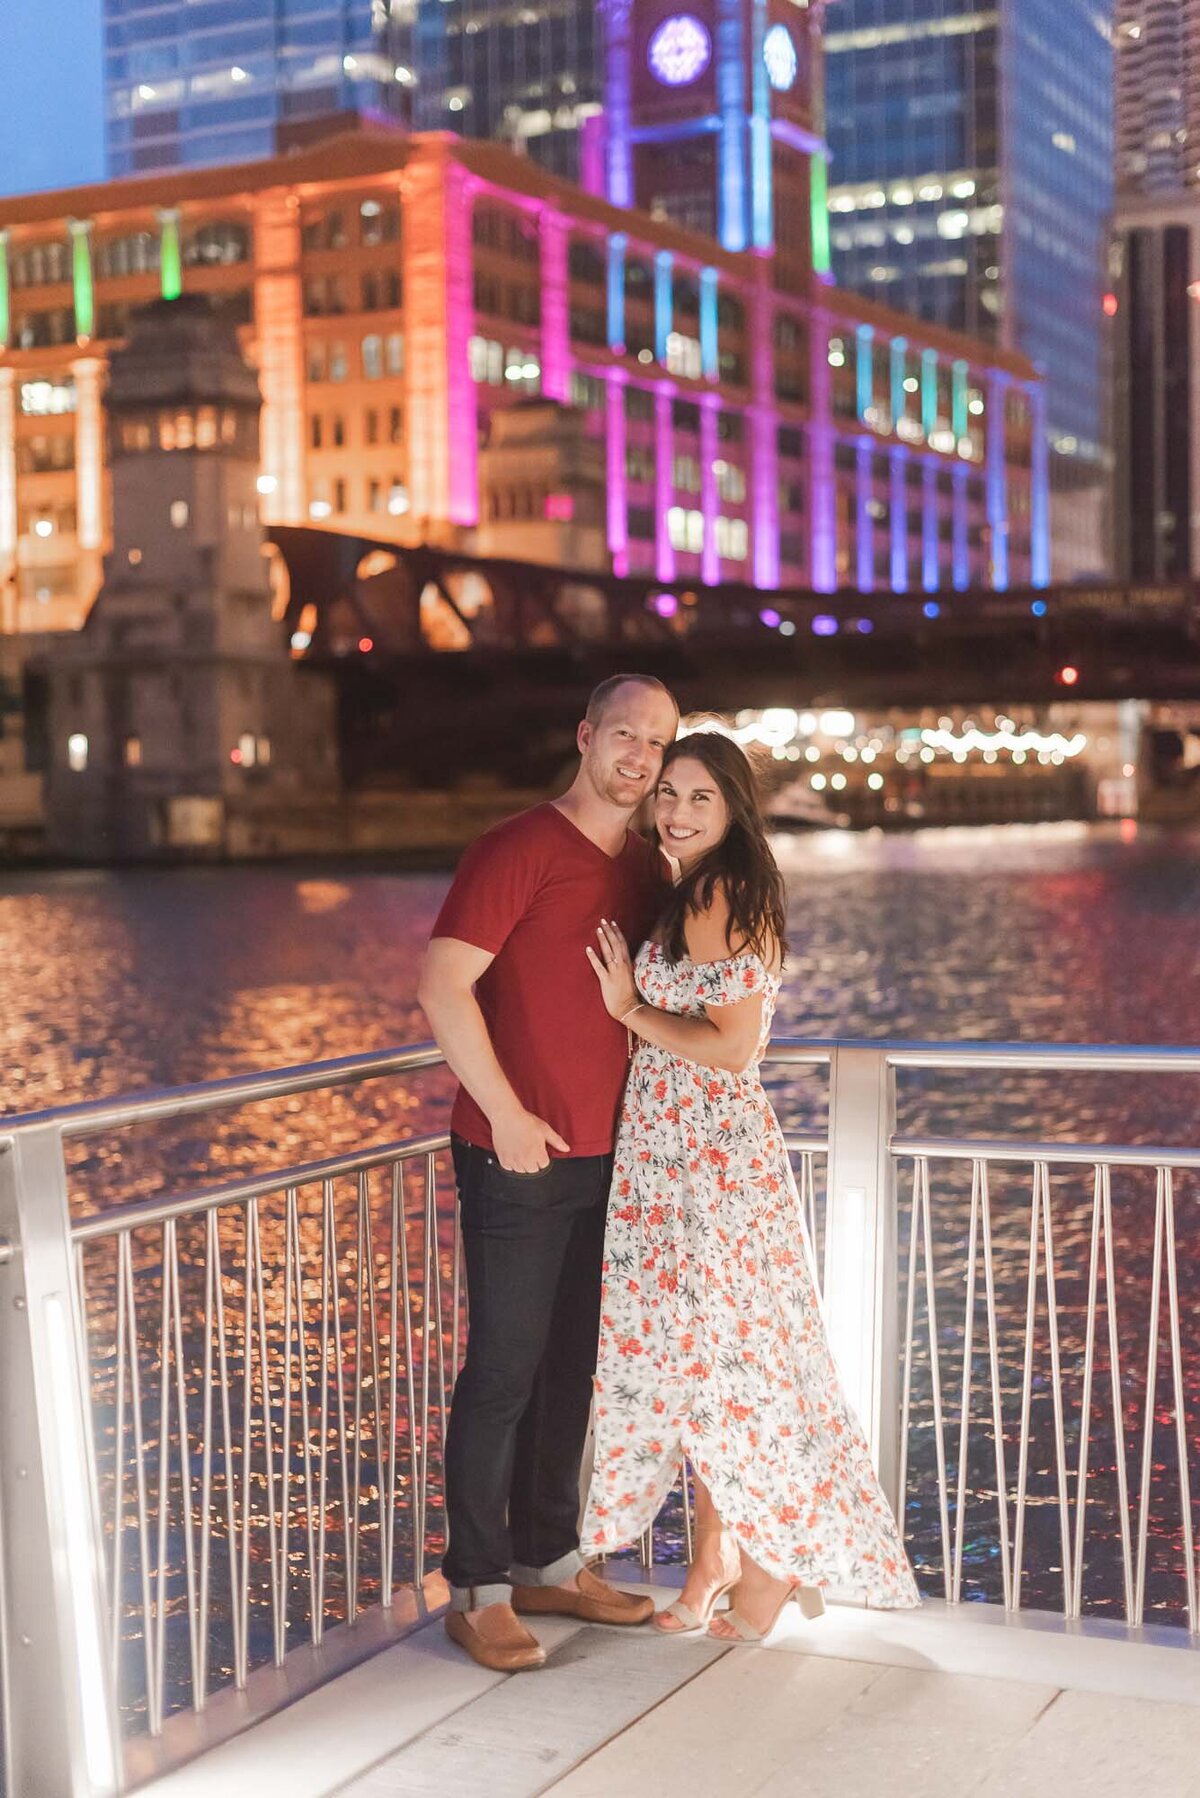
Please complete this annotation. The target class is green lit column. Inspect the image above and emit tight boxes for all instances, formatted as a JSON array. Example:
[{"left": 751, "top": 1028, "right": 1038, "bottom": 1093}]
[
  {"left": 159, "top": 207, "right": 182, "bottom": 300},
  {"left": 0, "top": 230, "right": 9, "bottom": 350},
  {"left": 810, "top": 153, "right": 832, "bottom": 280},
  {"left": 68, "top": 218, "right": 94, "bottom": 341}
]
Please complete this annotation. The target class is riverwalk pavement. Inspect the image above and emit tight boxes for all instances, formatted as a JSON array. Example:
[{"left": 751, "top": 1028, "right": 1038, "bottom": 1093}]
[{"left": 139, "top": 1580, "right": 1200, "bottom": 1798}]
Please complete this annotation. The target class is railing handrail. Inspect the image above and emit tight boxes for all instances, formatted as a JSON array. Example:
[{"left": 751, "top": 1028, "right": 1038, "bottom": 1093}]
[
  {"left": 0, "top": 1043, "right": 446, "bottom": 1140},
  {"left": 7, "top": 1035, "right": 1200, "bottom": 1147},
  {"left": 69, "top": 1130, "right": 454, "bottom": 1242}
]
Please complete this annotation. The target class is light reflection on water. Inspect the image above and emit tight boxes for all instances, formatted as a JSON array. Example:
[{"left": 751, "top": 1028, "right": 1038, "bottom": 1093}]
[{"left": 4, "top": 819, "right": 1200, "bottom": 1696}]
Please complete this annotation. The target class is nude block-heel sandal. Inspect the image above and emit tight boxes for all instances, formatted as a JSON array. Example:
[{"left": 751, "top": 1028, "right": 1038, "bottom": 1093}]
[
  {"left": 653, "top": 1527, "right": 739, "bottom": 1638},
  {"left": 712, "top": 1581, "right": 826, "bottom": 1643}
]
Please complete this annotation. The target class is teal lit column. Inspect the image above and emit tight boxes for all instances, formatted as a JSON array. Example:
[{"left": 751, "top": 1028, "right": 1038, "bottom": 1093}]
[
  {"left": 890, "top": 337, "right": 907, "bottom": 425},
  {"left": 68, "top": 219, "right": 94, "bottom": 342},
  {"left": 654, "top": 251, "right": 673, "bottom": 364},
  {"left": 0, "top": 230, "right": 9, "bottom": 349},
  {"left": 700, "top": 268, "right": 719, "bottom": 379},
  {"left": 159, "top": 207, "right": 182, "bottom": 300},
  {"left": 607, "top": 232, "right": 626, "bottom": 353},
  {"left": 856, "top": 324, "right": 873, "bottom": 421},
  {"left": 921, "top": 348, "right": 938, "bottom": 438},
  {"left": 952, "top": 358, "right": 969, "bottom": 441}
]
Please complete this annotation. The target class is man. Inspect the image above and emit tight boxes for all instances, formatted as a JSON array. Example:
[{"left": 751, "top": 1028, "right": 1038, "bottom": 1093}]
[{"left": 418, "top": 673, "right": 679, "bottom": 1672}]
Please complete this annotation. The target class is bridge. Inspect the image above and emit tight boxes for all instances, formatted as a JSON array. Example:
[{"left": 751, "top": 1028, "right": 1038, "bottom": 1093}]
[
  {"left": 3, "top": 1036, "right": 1200, "bottom": 1796},
  {"left": 271, "top": 527, "right": 1200, "bottom": 716}
]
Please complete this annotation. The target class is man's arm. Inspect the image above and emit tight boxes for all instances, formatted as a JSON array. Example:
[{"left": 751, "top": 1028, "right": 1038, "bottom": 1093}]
[{"left": 418, "top": 936, "right": 570, "bottom": 1172}]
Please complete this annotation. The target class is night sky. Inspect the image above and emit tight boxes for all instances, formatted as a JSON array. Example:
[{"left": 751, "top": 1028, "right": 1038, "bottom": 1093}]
[{"left": 0, "top": 0, "right": 105, "bottom": 196}]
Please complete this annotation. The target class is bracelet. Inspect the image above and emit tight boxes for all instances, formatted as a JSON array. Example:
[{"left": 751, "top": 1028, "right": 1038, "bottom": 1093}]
[{"left": 620, "top": 1003, "right": 644, "bottom": 1025}]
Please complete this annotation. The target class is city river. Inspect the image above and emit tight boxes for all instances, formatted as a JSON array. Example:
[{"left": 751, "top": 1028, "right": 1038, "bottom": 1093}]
[{"left": 3, "top": 820, "right": 1200, "bottom": 1687}]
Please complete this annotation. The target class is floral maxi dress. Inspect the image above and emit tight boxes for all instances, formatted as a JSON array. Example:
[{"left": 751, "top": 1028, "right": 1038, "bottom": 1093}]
[{"left": 581, "top": 944, "right": 919, "bottom": 1609}]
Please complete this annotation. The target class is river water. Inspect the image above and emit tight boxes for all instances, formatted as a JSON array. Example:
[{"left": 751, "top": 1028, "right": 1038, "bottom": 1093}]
[{"left": 3, "top": 820, "right": 1200, "bottom": 1713}]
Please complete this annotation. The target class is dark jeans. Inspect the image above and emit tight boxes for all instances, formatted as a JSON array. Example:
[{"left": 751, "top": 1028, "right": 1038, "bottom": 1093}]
[{"left": 442, "top": 1135, "right": 611, "bottom": 1600}]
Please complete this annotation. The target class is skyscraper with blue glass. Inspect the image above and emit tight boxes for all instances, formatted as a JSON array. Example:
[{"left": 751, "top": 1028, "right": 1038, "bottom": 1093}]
[
  {"left": 104, "top": 0, "right": 403, "bottom": 176},
  {"left": 393, "top": 1, "right": 602, "bottom": 181},
  {"left": 823, "top": 0, "right": 1113, "bottom": 579}
]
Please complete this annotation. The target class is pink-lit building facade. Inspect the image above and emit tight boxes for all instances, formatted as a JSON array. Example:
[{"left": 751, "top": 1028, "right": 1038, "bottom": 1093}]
[{"left": 0, "top": 3, "right": 1046, "bottom": 636}]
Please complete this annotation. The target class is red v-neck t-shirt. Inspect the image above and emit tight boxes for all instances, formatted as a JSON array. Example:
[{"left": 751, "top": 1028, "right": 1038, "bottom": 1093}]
[{"left": 431, "top": 802, "right": 666, "bottom": 1157}]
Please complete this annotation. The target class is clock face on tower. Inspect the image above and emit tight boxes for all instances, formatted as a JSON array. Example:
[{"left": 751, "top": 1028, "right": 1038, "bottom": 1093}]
[
  {"left": 647, "top": 14, "right": 713, "bottom": 87},
  {"left": 763, "top": 23, "right": 799, "bottom": 92}
]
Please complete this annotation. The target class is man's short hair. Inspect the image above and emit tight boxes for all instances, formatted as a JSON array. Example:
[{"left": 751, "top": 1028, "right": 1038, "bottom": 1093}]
[{"left": 585, "top": 673, "right": 678, "bottom": 727}]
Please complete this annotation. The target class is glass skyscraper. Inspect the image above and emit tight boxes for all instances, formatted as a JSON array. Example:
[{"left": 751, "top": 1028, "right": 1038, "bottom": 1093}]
[
  {"left": 824, "top": 0, "right": 1113, "bottom": 579},
  {"left": 393, "top": 0, "right": 602, "bottom": 180},
  {"left": 104, "top": 0, "right": 403, "bottom": 175}
]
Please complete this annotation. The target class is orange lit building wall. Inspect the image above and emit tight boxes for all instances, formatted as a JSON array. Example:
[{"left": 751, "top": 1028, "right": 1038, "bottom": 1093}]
[
  {"left": 0, "top": 369, "right": 15, "bottom": 633},
  {"left": 401, "top": 148, "right": 478, "bottom": 532},
  {"left": 253, "top": 193, "right": 306, "bottom": 525}
]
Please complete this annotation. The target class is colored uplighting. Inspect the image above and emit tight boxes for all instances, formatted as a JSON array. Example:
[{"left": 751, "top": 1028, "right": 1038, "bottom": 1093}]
[
  {"left": 812, "top": 615, "right": 838, "bottom": 636},
  {"left": 358, "top": 636, "right": 374, "bottom": 653},
  {"left": 159, "top": 209, "right": 182, "bottom": 302},
  {"left": 923, "top": 600, "right": 940, "bottom": 619},
  {"left": 759, "top": 607, "right": 781, "bottom": 628},
  {"left": 648, "top": 15, "right": 711, "bottom": 86},
  {"left": 1057, "top": 664, "right": 1080, "bottom": 686},
  {"left": 1031, "top": 599, "right": 1047, "bottom": 617}
]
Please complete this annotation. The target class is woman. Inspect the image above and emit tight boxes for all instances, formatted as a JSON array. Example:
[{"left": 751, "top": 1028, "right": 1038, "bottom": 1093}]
[{"left": 582, "top": 733, "right": 918, "bottom": 1641}]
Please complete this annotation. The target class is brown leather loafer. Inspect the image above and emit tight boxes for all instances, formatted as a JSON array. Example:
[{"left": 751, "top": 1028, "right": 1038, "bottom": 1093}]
[
  {"left": 445, "top": 1603, "right": 546, "bottom": 1672},
  {"left": 512, "top": 1564, "right": 655, "bottom": 1627}
]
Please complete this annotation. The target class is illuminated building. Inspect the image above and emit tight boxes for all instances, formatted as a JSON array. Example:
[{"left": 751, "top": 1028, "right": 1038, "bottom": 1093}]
[
  {"left": 1116, "top": 1, "right": 1200, "bottom": 196},
  {"left": 1112, "top": 189, "right": 1200, "bottom": 579},
  {"left": 42, "top": 295, "right": 336, "bottom": 860},
  {"left": 104, "top": 0, "right": 402, "bottom": 176},
  {"left": 0, "top": 54, "right": 1044, "bottom": 637},
  {"left": 823, "top": 0, "right": 1111, "bottom": 582},
  {"left": 393, "top": 0, "right": 602, "bottom": 180}
]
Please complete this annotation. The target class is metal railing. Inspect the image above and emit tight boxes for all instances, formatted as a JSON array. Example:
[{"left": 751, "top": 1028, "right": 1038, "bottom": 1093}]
[{"left": 3, "top": 1036, "right": 1200, "bottom": 1795}]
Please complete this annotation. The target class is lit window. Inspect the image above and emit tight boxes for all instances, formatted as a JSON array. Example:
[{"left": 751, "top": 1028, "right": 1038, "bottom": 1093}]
[
  {"left": 238, "top": 732, "right": 258, "bottom": 768},
  {"left": 387, "top": 484, "right": 410, "bottom": 517},
  {"left": 170, "top": 500, "right": 189, "bottom": 528},
  {"left": 362, "top": 334, "right": 383, "bottom": 380},
  {"left": 716, "top": 517, "right": 748, "bottom": 561},
  {"left": 124, "top": 736, "right": 142, "bottom": 768},
  {"left": 666, "top": 332, "right": 702, "bottom": 379},
  {"left": 385, "top": 332, "right": 404, "bottom": 376},
  {"left": 67, "top": 733, "right": 88, "bottom": 772}
]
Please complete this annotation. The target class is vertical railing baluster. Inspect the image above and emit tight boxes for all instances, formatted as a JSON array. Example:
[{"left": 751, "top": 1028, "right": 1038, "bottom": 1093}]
[
  {"left": 1134, "top": 1169, "right": 1167, "bottom": 1626},
  {"left": 1162, "top": 1170, "right": 1197, "bottom": 1631},
  {"left": 1101, "top": 1166, "right": 1134, "bottom": 1623},
  {"left": 1038, "top": 1162, "right": 1074, "bottom": 1617},
  {"left": 978, "top": 1162, "right": 1012, "bottom": 1611},
  {"left": 951, "top": 1161, "right": 982, "bottom": 1604}
]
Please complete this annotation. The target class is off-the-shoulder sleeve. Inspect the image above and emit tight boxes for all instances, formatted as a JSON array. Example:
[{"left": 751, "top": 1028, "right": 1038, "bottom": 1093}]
[{"left": 691, "top": 952, "right": 770, "bottom": 1009}]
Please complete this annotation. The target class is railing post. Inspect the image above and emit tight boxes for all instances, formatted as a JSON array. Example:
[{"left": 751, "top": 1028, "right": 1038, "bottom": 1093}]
[
  {"left": 823, "top": 1047, "right": 901, "bottom": 1510},
  {"left": 0, "top": 1129, "right": 121, "bottom": 1797}
]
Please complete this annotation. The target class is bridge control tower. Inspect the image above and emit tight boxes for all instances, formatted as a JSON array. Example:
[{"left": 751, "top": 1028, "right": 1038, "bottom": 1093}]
[{"left": 601, "top": 0, "right": 831, "bottom": 284}]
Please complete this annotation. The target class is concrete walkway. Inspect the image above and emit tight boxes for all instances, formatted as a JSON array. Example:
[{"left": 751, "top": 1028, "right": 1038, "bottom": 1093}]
[{"left": 141, "top": 1586, "right": 1200, "bottom": 1798}]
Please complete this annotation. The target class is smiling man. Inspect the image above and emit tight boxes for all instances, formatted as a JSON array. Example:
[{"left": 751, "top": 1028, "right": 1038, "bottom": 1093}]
[{"left": 418, "top": 673, "right": 679, "bottom": 1672}]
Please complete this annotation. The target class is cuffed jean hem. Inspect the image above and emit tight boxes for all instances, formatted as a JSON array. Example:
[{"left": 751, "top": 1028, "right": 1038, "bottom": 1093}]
[
  {"left": 448, "top": 1581, "right": 512, "bottom": 1613},
  {"left": 509, "top": 1547, "right": 585, "bottom": 1588}
]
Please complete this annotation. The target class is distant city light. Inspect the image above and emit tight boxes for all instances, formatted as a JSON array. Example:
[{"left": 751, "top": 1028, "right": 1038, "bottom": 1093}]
[
  {"left": 855, "top": 618, "right": 874, "bottom": 634},
  {"left": 819, "top": 711, "right": 857, "bottom": 737},
  {"left": 1057, "top": 664, "right": 1080, "bottom": 686},
  {"left": 256, "top": 474, "right": 278, "bottom": 495},
  {"left": 67, "top": 733, "right": 88, "bottom": 772},
  {"left": 652, "top": 593, "right": 679, "bottom": 618},
  {"left": 759, "top": 607, "right": 782, "bottom": 628},
  {"left": 812, "top": 614, "right": 838, "bottom": 636},
  {"left": 763, "top": 24, "right": 798, "bottom": 92},
  {"left": 923, "top": 601, "right": 940, "bottom": 618},
  {"left": 1102, "top": 293, "right": 1119, "bottom": 317},
  {"left": 358, "top": 637, "right": 374, "bottom": 653},
  {"left": 1031, "top": 599, "right": 1047, "bottom": 617},
  {"left": 291, "top": 630, "right": 312, "bottom": 652}
]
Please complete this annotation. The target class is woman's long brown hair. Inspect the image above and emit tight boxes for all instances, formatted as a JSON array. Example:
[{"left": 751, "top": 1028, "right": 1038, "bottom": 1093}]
[{"left": 656, "top": 733, "right": 789, "bottom": 965}]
